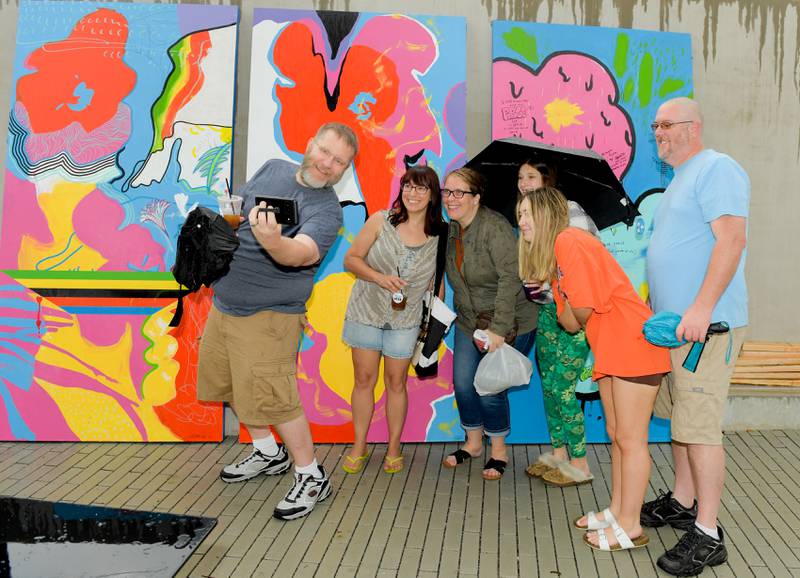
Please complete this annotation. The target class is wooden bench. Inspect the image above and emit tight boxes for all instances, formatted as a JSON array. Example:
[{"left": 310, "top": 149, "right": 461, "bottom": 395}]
[{"left": 731, "top": 341, "right": 800, "bottom": 387}]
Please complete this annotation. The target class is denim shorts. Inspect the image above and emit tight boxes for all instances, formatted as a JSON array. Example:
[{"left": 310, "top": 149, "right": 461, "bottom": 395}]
[{"left": 342, "top": 320, "right": 420, "bottom": 359}]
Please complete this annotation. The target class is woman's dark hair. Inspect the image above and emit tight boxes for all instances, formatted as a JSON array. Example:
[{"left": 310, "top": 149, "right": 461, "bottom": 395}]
[
  {"left": 389, "top": 165, "right": 445, "bottom": 236},
  {"left": 519, "top": 159, "right": 558, "bottom": 187}
]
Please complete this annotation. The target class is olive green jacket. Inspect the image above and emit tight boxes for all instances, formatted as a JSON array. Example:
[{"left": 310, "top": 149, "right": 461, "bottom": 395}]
[{"left": 445, "top": 206, "right": 538, "bottom": 338}]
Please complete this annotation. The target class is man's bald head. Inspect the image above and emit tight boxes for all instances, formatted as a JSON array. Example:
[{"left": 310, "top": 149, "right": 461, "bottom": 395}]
[{"left": 654, "top": 98, "right": 704, "bottom": 167}]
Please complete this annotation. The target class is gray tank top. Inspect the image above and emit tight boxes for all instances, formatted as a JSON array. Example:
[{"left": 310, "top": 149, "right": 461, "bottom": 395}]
[{"left": 345, "top": 211, "right": 438, "bottom": 330}]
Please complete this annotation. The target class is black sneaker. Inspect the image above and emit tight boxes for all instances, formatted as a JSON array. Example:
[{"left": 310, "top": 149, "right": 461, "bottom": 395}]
[
  {"left": 219, "top": 445, "right": 292, "bottom": 483},
  {"left": 657, "top": 525, "right": 728, "bottom": 577},
  {"left": 641, "top": 490, "right": 697, "bottom": 530},
  {"left": 273, "top": 465, "right": 332, "bottom": 521}
]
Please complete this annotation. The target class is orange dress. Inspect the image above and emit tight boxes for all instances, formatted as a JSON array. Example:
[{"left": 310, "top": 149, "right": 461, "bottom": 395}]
[{"left": 552, "top": 228, "right": 670, "bottom": 381}]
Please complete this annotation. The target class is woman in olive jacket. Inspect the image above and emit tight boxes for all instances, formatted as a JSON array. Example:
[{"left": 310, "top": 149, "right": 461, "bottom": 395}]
[{"left": 440, "top": 167, "right": 537, "bottom": 480}]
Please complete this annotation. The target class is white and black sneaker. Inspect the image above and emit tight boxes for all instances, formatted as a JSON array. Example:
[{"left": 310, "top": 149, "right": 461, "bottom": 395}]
[
  {"left": 273, "top": 465, "right": 332, "bottom": 520},
  {"left": 219, "top": 445, "right": 291, "bottom": 483}
]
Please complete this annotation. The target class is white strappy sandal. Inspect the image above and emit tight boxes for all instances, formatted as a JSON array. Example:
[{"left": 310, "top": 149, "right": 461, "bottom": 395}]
[
  {"left": 583, "top": 519, "right": 649, "bottom": 551},
  {"left": 573, "top": 507, "right": 616, "bottom": 531}
]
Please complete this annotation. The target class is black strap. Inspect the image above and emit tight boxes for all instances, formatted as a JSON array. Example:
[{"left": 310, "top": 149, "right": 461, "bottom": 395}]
[
  {"left": 168, "top": 287, "right": 189, "bottom": 327},
  {"left": 433, "top": 225, "right": 448, "bottom": 297}
]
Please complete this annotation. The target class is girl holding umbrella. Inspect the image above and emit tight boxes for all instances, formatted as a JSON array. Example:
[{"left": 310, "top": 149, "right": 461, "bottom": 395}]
[{"left": 517, "top": 160, "right": 597, "bottom": 487}]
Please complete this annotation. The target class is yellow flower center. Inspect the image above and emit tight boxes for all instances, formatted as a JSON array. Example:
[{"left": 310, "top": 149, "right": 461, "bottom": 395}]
[{"left": 544, "top": 98, "right": 584, "bottom": 133}]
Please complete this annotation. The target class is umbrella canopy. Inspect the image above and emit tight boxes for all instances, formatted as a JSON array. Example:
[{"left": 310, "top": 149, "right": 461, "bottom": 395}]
[{"left": 464, "top": 137, "right": 639, "bottom": 230}]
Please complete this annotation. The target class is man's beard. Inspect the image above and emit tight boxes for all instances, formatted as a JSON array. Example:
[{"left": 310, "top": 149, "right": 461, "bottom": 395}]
[
  {"left": 299, "top": 166, "right": 328, "bottom": 189},
  {"left": 299, "top": 155, "right": 343, "bottom": 189}
]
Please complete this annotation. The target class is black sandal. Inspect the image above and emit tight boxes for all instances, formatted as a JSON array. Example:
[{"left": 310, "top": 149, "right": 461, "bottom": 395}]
[
  {"left": 442, "top": 449, "right": 474, "bottom": 469},
  {"left": 482, "top": 458, "right": 507, "bottom": 480}
]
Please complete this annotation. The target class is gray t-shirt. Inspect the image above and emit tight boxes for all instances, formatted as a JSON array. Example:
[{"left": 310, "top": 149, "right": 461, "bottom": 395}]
[{"left": 212, "top": 159, "right": 343, "bottom": 315}]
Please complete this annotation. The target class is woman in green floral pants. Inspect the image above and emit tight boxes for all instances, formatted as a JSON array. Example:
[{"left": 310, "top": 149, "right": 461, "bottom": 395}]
[
  {"left": 532, "top": 302, "right": 593, "bottom": 484},
  {"left": 517, "top": 160, "right": 596, "bottom": 486}
]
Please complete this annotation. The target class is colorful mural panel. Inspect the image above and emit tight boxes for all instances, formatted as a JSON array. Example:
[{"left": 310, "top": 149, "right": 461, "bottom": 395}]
[
  {"left": 247, "top": 9, "right": 466, "bottom": 443},
  {"left": 492, "top": 22, "right": 693, "bottom": 442},
  {"left": 0, "top": 1, "right": 238, "bottom": 441}
]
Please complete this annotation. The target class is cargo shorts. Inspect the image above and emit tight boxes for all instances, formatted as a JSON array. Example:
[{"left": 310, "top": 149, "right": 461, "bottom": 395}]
[
  {"left": 654, "top": 327, "right": 746, "bottom": 445},
  {"left": 197, "top": 305, "right": 305, "bottom": 427}
]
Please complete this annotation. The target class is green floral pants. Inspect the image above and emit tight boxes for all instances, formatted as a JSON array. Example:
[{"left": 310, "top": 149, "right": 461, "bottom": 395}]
[{"left": 535, "top": 303, "right": 591, "bottom": 458}]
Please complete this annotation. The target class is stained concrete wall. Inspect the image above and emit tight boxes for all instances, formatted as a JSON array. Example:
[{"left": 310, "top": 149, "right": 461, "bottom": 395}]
[{"left": 1, "top": 0, "right": 798, "bottom": 341}]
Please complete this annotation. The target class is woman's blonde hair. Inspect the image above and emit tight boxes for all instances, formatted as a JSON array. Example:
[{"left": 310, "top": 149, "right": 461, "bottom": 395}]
[{"left": 517, "top": 186, "right": 570, "bottom": 283}]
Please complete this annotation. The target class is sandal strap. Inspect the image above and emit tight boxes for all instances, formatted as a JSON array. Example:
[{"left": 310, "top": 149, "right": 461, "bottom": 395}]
[
  {"left": 598, "top": 528, "right": 611, "bottom": 551},
  {"left": 449, "top": 449, "right": 473, "bottom": 464},
  {"left": 483, "top": 458, "right": 507, "bottom": 474},
  {"left": 610, "top": 520, "right": 634, "bottom": 549},
  {"left": 345, "top": 453, "right": 368, "bottom": 465},
  {"left": 602, "top": 508, "right": 617, "bottom": 527},
  {"left": 537, "top": 452, "right": 561, "bottom": 468}
]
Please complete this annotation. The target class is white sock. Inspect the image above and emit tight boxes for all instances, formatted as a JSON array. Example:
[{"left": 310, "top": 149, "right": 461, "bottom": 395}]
[
  {"left": 295, "top": 459, "right": 322, "bottom": 478},
  {"left": 695, "top": 521, "right": 719, "bottom": 540},
  {"left": 252, "top": 434, "right": 279, "bottom": 456}
]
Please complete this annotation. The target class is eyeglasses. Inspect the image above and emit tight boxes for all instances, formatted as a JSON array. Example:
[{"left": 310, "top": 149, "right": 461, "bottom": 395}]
[
  {"left": 313, "top": 141, "right": 349, "bottom": 168},
  {"left": 650, "top": 120, "right": 693, "bottom": 132},
  {"left": 441, "top": 188, "right": 473, "bottom": 199},
  {"left": 402, "top": 183, "right": 430, "bottom": 194}
]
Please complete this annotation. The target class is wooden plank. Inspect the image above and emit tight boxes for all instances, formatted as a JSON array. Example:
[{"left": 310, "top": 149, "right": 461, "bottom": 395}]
[
  {"left": 741, "top": 341, "right": 800, "bottom": 352},
  {"left": 730, "top": 378, "right": 800, "bottom": 386},
  {"left": 734, "top": 358, "right": 800, "bottom": 367},
  {"left": 734, "top": 366, "right": 800, "bottom": 375}
]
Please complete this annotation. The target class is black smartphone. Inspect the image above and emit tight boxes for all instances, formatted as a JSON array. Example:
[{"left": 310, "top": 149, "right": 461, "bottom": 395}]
[{"left": 254, "top": 196, "right": 299, "bottom": 227}]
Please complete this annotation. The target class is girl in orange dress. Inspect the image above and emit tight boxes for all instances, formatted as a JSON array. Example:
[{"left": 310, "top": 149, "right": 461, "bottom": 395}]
[{"left": 517, "top": 186, "right": 671, "bottom": 551}]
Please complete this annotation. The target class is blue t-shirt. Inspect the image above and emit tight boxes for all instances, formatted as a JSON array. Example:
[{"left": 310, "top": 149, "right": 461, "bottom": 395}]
[
  {"left": 212, "top": 159, "right": 343, "bottom": 315},
  {"left": 646, "top": 149, "right": 750, "bottom": 328}
]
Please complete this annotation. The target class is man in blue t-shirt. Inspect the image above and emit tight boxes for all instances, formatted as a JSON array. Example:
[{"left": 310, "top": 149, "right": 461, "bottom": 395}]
[
  {"left": 644, "top": 98, "right": 749, "bottom": 576},
  {"left": 197, "top": 122, "right": 358, "bottom": 521}
]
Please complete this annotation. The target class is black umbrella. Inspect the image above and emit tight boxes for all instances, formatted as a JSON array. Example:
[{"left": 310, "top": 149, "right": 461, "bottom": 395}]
[{"left": 464, "top": 137, "right": 638, "bottom": 230}]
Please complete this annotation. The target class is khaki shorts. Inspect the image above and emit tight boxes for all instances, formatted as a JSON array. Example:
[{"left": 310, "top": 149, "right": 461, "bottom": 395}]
[
  {"left": 654, "top": 327, "right": 746, "bottom": 445},
  {"left": 197, "top": 304, "right": 305, "bottom": 427}
]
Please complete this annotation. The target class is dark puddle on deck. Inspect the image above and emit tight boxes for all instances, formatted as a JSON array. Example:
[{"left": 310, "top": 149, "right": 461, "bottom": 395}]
[{"left": 0, "top": 496, "right": 216, "bottom": 578}]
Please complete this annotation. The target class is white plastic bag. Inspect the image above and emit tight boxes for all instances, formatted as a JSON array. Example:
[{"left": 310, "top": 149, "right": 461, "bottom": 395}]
[{"left": 473, "top": 343, "right": 533, "bottom": 396}]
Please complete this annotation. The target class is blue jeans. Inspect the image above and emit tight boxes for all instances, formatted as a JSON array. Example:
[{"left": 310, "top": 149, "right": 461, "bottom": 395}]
[{"left": 452, "top": 326, "right": 535, "bottom": 437}]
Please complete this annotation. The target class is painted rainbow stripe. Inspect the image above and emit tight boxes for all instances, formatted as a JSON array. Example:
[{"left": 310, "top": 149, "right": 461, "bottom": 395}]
[
  {"left": 150, "top": 30, "right": 212, "bottom": 152},
  {"left": 2, "top": 270, "right": 180, "bottom": 291}
]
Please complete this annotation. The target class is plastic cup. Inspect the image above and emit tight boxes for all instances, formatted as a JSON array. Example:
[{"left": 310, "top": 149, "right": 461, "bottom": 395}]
[
  {"left": 218, "top": 195, "right": 243, "bottom": 230},
  {"left": 391, "top": 290, "right": 407, "bottom": 311}
]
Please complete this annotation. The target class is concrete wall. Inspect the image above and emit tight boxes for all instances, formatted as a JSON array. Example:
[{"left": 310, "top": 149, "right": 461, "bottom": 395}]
[{"left": 1, "top": 0, "right": 798, "bottom": 341}]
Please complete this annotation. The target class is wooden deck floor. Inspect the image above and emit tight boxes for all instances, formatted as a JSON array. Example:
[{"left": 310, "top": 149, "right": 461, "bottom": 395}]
[{"left": 1, "top": 431, "right": 799, "bottom": 577}]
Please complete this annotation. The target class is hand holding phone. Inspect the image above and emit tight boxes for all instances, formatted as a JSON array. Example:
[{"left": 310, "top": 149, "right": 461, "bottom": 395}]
[{"left": 254, "top": 196, "right": 298, "bottom": 226}]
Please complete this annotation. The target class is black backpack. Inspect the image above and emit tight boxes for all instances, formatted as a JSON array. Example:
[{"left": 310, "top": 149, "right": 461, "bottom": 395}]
[{"left": 169, "top": 206, "right": 239, "bottom": 326}]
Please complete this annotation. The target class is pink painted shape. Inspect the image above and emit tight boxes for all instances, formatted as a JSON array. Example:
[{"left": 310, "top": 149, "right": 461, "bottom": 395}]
[
  {"left": 77, "top": 315, "right": 151, "bottom": 395},
  {"left": 492, "top": 54, "right": 633, "bottom": 178},
  {"left": 0, "top": 391, "right": 12, "bottom": 440},
  {"left": 356, "top": 16, "right": 442, "bottom": 198},
  {"left": 297, "top": 325, "right": 455, "bottom": 441},
  {"left": 0, "top": 171, "right": 52, "bottom": 268},
  {"left": 367, "top": 349, "right": 455, "bottom": 442},
  {"left": 7, "top": 380, "right": 79, "bottom": 441},
  {"left": 73, "top": 189, "right": 166, "bottom": 271},
  {"left": 0, "top": 276, "right": 78, "bottom": 441},
  {"left": 15, "top": 102, "right": 132, "bottom": 165}
]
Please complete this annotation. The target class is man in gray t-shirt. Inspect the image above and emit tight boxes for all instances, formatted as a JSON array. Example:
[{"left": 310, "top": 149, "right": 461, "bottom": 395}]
[{"left": 197, "top": 122, "right": 358, "bottom": 521}]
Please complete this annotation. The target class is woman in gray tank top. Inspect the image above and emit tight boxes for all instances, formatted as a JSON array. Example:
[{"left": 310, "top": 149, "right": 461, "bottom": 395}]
[{"left": 341, "top": 166, "right": 445, "bottom": 475}]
